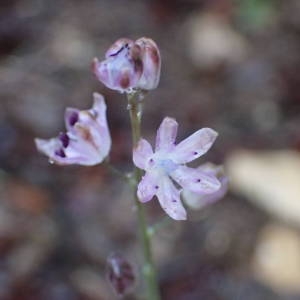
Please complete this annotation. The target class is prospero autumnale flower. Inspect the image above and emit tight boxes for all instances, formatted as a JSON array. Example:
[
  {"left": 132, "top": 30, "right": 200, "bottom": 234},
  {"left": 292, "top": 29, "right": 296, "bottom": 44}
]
[
  {"left": 182, "top": 163, "right": 228, "bottom": 210},
  {"left": 93, "top": 37, "right": 161, "bottom": 93},
  {"left": 35, "top": 93, "right": 111, "bottom": 166},
  {"left": 133, "top": 117, "right": 221, "bottom": 220}
]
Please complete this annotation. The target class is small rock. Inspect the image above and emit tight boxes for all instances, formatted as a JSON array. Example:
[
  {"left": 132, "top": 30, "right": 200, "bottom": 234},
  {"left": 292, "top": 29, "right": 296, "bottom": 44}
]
[
  {"left": 71, "top": 268, "right": 110, "bottom": 300},
  {"left": 252, "top": 223, "right": 300, "bottom": 294},
  {"left": 226, "top": 150, "right": 300, "bottom": 227},
  {"left": 186, "top": 13, "right": 248, "bottom": 70}
]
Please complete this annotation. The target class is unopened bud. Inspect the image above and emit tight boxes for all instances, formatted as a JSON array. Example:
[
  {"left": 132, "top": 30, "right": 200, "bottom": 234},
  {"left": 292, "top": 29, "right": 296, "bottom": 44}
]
[
  {"left": 106, "top": 253, "right": 135, "bottom": 297},
  {"left": 93, "top": 37, "right": 161, "bottom": 94},
  {"left": 93, "top": 38, "right": 142, "bottom": 93}
]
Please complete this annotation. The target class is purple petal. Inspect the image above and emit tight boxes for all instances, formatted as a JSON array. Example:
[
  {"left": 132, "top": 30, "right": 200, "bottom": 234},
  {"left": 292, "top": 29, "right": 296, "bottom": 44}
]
[
  {"left": 35, "top": 138, "right": 86, "bottom": 165},
  {"left": 105, "top": 38, "right": 134, "bottom": 58},
  {"left": 63, "top": 137, "right": 104, "bottom": 166},
  {"left": 171, "top": 128, "right": 218, "bottom": 164},
  {"left": 155, "top": 117, "right": 178, "bottom": 152},
  {"left": 65, "top": 94, "right": 111, "bottom": 163},
  {"left": 90, "top": 93, "right": 111, "bottom": 157},
  {"left": 156, "top": 176, "right": 187, "bottom": 220},
  {"left": 133, "top": 139, "right": 153, "bottom": 170},
  {"left": 170, "top": 165, "right": 221, "bottom": 194},
  {"left": 135, "top": 37, "right": 161, "bottom": 90},
  {"left": 137, "top": 171, "right": 159, "bottom": 203},
  {"left": 183, "top": 175, "right": 228, "bottom": 209},
  {"left": 35, "top": 137, "right": 61, "bottom": 158},
  {"left": 91, "top": 93, "right": 106, "bottom": 122}
]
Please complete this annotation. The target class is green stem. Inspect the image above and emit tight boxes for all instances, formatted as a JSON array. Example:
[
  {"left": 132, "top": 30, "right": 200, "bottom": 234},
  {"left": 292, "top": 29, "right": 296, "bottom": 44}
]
[
  {"left": 128, "top": 93, "right": 161, "bottom": 300},
  {"left": 148, "top": 216, "right": 172, "bottom": 237}
]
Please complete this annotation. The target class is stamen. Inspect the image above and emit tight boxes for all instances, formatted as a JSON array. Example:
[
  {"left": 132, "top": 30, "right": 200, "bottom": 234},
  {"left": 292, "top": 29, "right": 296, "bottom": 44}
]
[
  {"left": 59, "top": 132, "right": 69, "bottom": 148},
  {"left": 55, "top": 148, "right": 66, "bottom": 158},
  {"left": 69, "top": 112, "right": 79, "bottom": 126}
]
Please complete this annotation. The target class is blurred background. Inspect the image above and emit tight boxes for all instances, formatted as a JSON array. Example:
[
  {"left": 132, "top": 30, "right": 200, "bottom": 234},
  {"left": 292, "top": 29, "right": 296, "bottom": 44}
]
[{"left": 1, "top": 0, "right": 300, "bottom": 299}]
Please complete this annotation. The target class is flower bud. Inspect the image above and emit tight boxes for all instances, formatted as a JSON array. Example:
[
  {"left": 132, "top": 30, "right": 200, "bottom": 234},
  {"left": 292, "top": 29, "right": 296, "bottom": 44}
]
[
  {"left": 106, "top": 253, "right": 135, "bottom": 296},
  {"left": 93, "top": 37, "right": 161, "bottom": 93},
  {"left": 93, "top": 38, "right": 143, "bottom": 93}
]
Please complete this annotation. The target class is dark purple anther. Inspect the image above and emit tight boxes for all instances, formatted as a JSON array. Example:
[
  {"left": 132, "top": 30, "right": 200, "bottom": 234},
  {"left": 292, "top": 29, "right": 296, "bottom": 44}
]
[
  {"left": 69, "top": 112, "right": 79, "bottom": 126},
  {"left": 55, "top": 148, "right": 66, "bottom": 158},
  {"left": 59, "top": 132, "right": 69, "bottom": 148}
]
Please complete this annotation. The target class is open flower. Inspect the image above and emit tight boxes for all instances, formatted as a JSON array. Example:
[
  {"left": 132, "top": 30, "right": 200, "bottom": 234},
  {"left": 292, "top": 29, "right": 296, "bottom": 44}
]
[
  {"left": 35, "top": 93, "right": 111, "bottom": 166},
  {"left": 133, "top": 117, "right": 221, "bottom": 220},
  {"left": 182, "top": 163, "right": 228, "bottom": 210},
  {"left": 93, "top": 37, "right": 161, "bottom": 93}
]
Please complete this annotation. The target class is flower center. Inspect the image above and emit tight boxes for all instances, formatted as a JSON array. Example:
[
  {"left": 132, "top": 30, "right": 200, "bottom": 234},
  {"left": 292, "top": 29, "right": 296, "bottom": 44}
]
[{"left": 157, "top": 159, "right": 178, "bottom": 174}]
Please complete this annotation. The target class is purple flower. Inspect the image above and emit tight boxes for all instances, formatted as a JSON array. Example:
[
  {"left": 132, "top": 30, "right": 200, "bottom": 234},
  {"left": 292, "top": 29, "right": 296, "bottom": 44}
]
[
  {"left": 183, "top": 163, "right": 228, "bottom": 210},
  {"left": 35, "top": 93, "right": 111, "bottom": 166},
  {"left": 93, "top": 37, "right": 161, "bottom": 93},
  {"left": 133, "top": 117, "right": 221, "bottom": 220}
]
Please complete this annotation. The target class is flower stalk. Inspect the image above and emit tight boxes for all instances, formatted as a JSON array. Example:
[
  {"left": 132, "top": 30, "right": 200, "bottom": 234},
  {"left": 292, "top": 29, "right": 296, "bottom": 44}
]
[{"left": 128, "top": 92, "right": 161, "bottom": 300}]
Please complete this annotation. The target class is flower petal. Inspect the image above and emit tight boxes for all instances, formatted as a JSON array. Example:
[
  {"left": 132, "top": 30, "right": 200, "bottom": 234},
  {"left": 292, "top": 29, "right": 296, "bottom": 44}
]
[
  {"left": 170, "top": 165, "right": 221, "bottom": 194},
  {"left": 133, "top": 139, "right": 153, "bottom": 170},
  {"left": 155, "top": 117, "right": 178, "bottom": 152},
  {"left": 90, "top": 92, "right": 111, "bottom": 157},
  {"left": 35, "top": 137, "right": 60, "bottom": 158},
  {"left": 137, "top": 171, "right": 159, "bottom": 203},
  {"left": 65, "top": 107, "right": 80, "bottom": 133},
  {"left": 105, "top": 38, "right": 134, "bottom": 58},
  {"left": 171, "top": 128, "right": 218, "bottom": 164},
  {"left": 92, "top": 93, "right": 106, "bottom": 122},
  {"left": 156, "top": 176, "right": 187, "bottom": 220},
  {"left": 183, "top": 175, "right": 228, "bottom": 210},
  {"left": 135, "top": 37, "right": 161, "bottom": 90},
  {"left": 63, "top": 137, "right": 103, "bottom": 166},
  {"left": 35, "top": 137, "right": 88, "bottom": 165}
]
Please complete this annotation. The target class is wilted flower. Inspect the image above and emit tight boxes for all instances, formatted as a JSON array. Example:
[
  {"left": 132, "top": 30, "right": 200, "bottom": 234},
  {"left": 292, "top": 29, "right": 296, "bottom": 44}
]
[
  {"left": 93, "top": 37, "right": 161, "bottom": 93},
  {"left": 133, "top": 117, "right": 221, "bottom": 220},
  {"left": 35, "top": 93, "right": 111, "bottom": 166},
  {"left": 107, "top": 253, "right": 135, "bottom": 297},
  {"left": 182, "top": 163, "right": 228, "bottom": 210}
]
